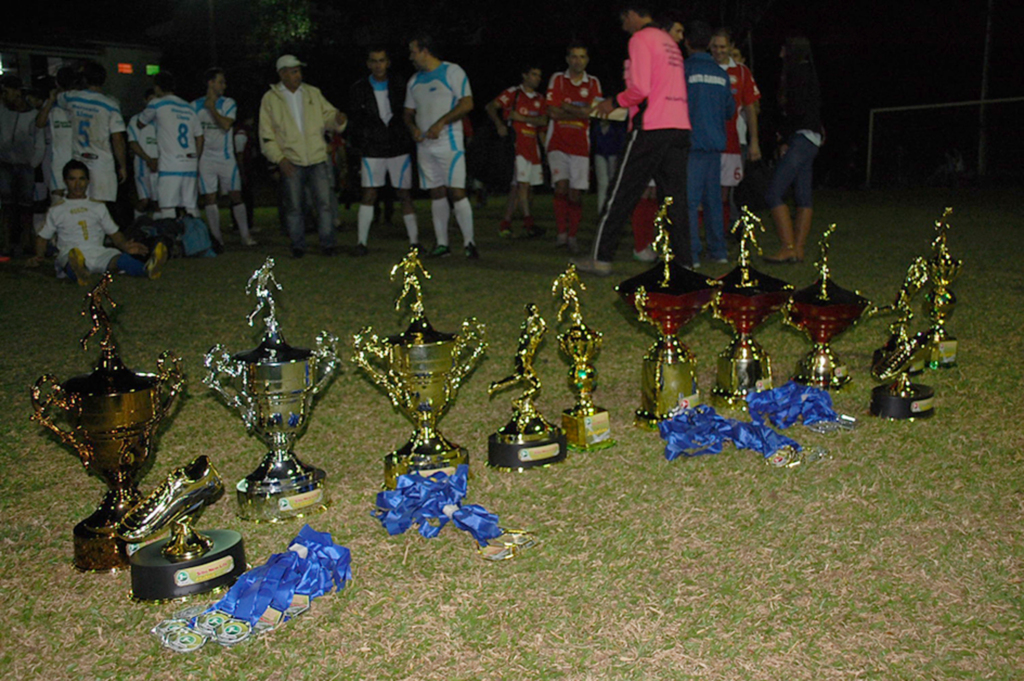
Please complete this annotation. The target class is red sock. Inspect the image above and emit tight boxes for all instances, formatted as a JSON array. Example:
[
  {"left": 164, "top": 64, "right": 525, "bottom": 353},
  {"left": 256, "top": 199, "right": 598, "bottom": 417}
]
[
  {"left": 553, "top": 194, "right": 568, "bottom": 235},
  {"left": 632, "top": 197, "right": 657, "bottom": 252},
  {"left": 567, "top": 201, "right": 582, "bottom": 237}
]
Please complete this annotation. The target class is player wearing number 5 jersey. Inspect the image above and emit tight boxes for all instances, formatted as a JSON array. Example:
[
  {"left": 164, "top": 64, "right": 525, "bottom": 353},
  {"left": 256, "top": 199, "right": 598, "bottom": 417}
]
[
  {"left": 56, "top": 61, "right": 127, "bottom": 204},
  {"left": 138, "top": 71, "right": 204, "bottom": 218}
]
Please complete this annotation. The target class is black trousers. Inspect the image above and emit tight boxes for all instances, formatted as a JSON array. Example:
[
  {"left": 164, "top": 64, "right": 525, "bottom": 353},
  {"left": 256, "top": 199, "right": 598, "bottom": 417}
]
[{"left": 592, "top": 128, "right": 691, "bottom": 264}]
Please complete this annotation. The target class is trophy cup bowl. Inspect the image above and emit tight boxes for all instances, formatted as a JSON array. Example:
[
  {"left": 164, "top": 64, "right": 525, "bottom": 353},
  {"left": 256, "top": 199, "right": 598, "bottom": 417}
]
[
  {"left": 31, "top": 352, "right": 184, "bottom": 572},
  {"left": 617, "top": 262, "right": 717, "bottom": 428},
  {"left": 786, "top": 278, "right": 871, "bottom": 390},
  {"left": 205, "top": 333, "right": 339, "bottom": 522},
  {"left": 710, "top": 267, "right": 792, "bottom": 406}
]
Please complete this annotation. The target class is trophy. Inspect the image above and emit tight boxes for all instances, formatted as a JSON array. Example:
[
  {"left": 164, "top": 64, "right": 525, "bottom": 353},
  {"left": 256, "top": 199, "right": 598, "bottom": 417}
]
[
  {"left": 617, "top": 200, "right": 718, "bottom": 428},
  {"left": 869, "top": 276, "right": 935, "bottom": 420},
  {"left": 487, "top": 304, "right": 567, "bottom": 469},
  {"left": 30, "top": 274, "right": 184, "bottom": 571},
  {"left": 118, "top": 455, "right": 246, "bottom": 601},
  {"left": 709, "top": 209, "right": 793, "bottom": 406},
  {"left": 784, "top": 225, "right": 874, "bottom": 390},
  {"left": 551, "top": 265, "right": 613, "bottom": 451},
  {"left": 352, "top": 248, "right": 487, "bottom": 489},
  {"left": 204, "top": 258, "right": 340, "bottom": 522},
  {"left": 916, "top": 207, "right": 962, "bottom": 369}
]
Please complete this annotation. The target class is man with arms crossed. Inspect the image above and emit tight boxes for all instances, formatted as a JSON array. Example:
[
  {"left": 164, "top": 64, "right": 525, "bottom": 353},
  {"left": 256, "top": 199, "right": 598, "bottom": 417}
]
[{"left": 405, "top": 33, "right": 477, "bottom": 259}]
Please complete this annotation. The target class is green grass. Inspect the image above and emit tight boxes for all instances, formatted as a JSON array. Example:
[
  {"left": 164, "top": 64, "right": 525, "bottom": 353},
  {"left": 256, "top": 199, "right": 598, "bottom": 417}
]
[{"left": 1, "top": 186, "right": 1023, "bottom": 679}]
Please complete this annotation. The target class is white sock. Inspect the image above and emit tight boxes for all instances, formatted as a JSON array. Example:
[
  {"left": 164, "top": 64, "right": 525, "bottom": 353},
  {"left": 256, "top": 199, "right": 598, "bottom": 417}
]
[
  {"left": 232, "top": 203, "right": 252, "bottom": 240},
  {"left": 159, "top": 208, "right": 176, "bottom": 219},
  {"left": 357, "top": 204, "right": 373, "bottom": 245},
  {"left": 431, "top": 199, "right": 450, "bottom": 247},
  {"left": 452, "top": 198, "right": 474, "bottom": 245},
  {"left": 403, "top": 212, "right": 418, "bottom": 244},
  {"left": 204, "top": 204, "right": 223, "bottom": 242}
]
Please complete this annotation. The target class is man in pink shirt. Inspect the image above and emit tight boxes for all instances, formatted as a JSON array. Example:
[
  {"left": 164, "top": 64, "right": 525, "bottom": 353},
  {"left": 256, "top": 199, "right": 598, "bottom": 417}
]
[{"left": 578, "top": 4, "right": 692, "bottom": 276}]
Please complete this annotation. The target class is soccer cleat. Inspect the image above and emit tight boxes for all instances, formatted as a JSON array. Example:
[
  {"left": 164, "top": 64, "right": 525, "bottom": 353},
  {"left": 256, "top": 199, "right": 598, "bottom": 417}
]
[
  {"left": 430, "top": 244, "right": 452, "bottom": 258},
  {"left": 554, "top": 232, "right": 568, "bottom": 248},
  {"left": 146, "top": 242, "right": 169, "bottom": 280},
  {"left": 67, "top": 248, "right": 94, "bottom": 287},
  {"left": 633, "top": 246, "right": 657, "bottom": 262},
  {"left": 498, "top": 220, "right": 513, "bottom": 238},
  {"left": 465, "top": 243, "right": 480, "bottom": 259},
  {"left": 241, "top": 236, "right": 259, "bottom": 247},
  {"left": 410, "top": 243, "right": 425, "bottom": 255},
  {"left": 352, "top": 243, "right": 369, "bottom": 257},
  {"left": 572, "top": 258, "right": 613, "bottom": 277}
]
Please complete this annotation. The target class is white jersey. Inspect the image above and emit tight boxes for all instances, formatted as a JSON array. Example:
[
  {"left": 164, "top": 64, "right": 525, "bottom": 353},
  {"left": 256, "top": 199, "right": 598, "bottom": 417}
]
[
  {"left": 138, "top": 94, "right": 202, "bottom": 174},
  {"left": 57, "top": 89, "right": 126, "bottom": 166},
  {"left": 127, "top": 112, "right": 159, "bottom": 160},
  {"left": 192, "top": 96, "right": 237, "bottom": 163},
  {"left": 404, "top": 62, "right": 471, "bottom": 150},
  {"left": 38, "top": 197, "right": 120, "bottom": 266}
]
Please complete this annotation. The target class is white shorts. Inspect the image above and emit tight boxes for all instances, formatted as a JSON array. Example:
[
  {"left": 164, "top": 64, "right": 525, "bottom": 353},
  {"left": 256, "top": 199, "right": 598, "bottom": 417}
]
[
  {"left": 720, "top": 153, "right": 744, "bottom": 187},
  {"left": 133, "top": 159, "right": 158, "bottom": 201},
  {"left": 514, "top": 155, "right": 543, "bottom": 186},
  {"left": 57, "top": 245, "right": 121, "bottom": 274},
  {"left": 361, "top": 154, "right": 413, "bottom": 189},
  {"left": 548, "top": 150, "right": 590, "bottom": 190},
  {"left": 199, "top": 157, "right": 241, "bottom": 195},
  {"left": 417, "top": 144, "right": 466, "bottom": 190},
  {"left": 84, "top": 160, "right": 118, "bottom": 203},
  {"left": 157, "top": 172, "right": 198, "bottom": 209}
]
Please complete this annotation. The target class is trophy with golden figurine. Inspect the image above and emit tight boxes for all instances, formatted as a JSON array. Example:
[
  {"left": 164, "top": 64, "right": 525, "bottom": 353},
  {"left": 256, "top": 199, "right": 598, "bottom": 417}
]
[
  {"left": 487, "top": 303, "right": 567, "bottom": 469},
  {"left": 118, "top": 455, "right": 247, "bottom": 601},
  {"left": 551, "top": 265, "right": 614, "bottom": 451},
  {"left": 30, "top": 274, "right": 185, "bottom": 571},
  {"left": 352, "top": 248, "right": 487, "bottom": 489},
  {"left": 617, "top": 199, "right": 718, "bottom": 427},
  {"left": 916, "top": 207, "right": 962, "bottom": 370},
  {"left": 709, "top": 209, "right": 793, "bottom": 406},
  {"left": 204, "top": 258, "right": 341, "bottom": 522},
  {"left": 783, "top": 225, "right": 875, "bottom": 390}
]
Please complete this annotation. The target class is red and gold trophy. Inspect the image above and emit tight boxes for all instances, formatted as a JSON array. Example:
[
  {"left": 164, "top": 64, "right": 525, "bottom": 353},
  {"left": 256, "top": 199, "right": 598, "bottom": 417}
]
[
  {"left": 784, "top": 225, "right": 874, "bottom": 390},
  {"left": 617, "top": 200, "right": 718, "bottom": 427},
  {"left": 710, "top": 209, "right": 793, "bottom": 406}
]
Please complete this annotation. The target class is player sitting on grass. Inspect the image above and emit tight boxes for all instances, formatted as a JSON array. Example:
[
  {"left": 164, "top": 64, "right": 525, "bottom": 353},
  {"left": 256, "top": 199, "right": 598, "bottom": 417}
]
[{"left": 26, "top": 160, "right": 168, "bottom": 285}]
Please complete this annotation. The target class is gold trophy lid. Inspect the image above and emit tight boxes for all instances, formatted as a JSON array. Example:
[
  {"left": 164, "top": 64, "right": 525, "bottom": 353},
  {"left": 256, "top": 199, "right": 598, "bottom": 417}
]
[{"left": 388, "top": 316, "right": 456, "bottom": 347}]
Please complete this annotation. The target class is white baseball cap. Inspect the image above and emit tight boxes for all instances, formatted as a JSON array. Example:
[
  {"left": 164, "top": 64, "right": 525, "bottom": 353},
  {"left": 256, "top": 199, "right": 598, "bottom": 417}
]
[{"left": 276, "top": 55, "right": 306, "bottom": 71}]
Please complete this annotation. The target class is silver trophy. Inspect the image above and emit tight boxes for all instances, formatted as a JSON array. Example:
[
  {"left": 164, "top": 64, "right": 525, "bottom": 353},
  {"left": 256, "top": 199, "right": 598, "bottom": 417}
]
[{"left": 204, "top": 258, "right": 341, "bottom": 521}]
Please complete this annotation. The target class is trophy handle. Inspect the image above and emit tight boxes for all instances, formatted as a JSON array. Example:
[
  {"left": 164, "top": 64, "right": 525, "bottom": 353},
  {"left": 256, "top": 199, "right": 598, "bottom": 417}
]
[
  {"left": 311, "top": 331, "right": 341, "bottom": 395},
  {"left": 30, "top": 374, "right": 91, "bottom": 469},
  {"left": 352, "top": 326, "right": 414, "bottom": 413},
  {"left": 152, "top": 351, "right": 186, "bottom": 424},
  {"left": 441, "top": 318, "right": 487, "bottom": 418},
  {"left": 203, "top": 344, "right": 256, "bottom": 430}
]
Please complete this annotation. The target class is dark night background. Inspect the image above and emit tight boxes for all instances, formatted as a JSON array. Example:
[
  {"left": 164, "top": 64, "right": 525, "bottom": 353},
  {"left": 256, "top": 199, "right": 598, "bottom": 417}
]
[{"left": 4, "top": 0, "right": 1022, "bottom": 186}]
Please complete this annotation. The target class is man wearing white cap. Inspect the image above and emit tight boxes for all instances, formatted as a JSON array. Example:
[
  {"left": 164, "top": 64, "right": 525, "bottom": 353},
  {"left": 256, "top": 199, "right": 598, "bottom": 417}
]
[{"left": 259, "top": 54, "right": 347, "bottom": 257}]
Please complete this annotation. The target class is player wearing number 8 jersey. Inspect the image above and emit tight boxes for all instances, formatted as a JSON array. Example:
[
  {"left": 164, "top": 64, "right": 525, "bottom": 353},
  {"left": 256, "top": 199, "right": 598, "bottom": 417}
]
[{"left": 138, "top": 71, "right": 204, "bottom": 218}]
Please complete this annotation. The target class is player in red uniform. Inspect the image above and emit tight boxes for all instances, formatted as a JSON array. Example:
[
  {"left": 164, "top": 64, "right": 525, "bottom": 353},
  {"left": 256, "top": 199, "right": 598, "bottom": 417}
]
[{"left": 545, "top": 43, "right": 602, "bottom": 254}]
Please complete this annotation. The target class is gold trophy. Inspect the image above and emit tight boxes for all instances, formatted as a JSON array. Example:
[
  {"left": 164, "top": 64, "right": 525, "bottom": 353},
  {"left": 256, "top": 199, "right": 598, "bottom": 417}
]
[
  {"left": 487, "top": 303, "right": 567, "bottom": 469},
  {"left": 30, "top": 274, "right": 185, "bottom": 571},
  {"left": 617, "top": 200, "right": 718, "bottom": 427},
  {"left": 709, "top": 209, "right": 793, "bottom": 406},
  {"left": 118, "top": 455, "right": 246, "bottom": 601},
  {"left": 916, "top": 207, "right": 962, "bottom": 369},
  {"left": 352, "top": 248, "right": 487, "bottom": 489},
  {"left": 784, "top": 225, "right": 874, "bottom": 390},
  {"left": 204, "top": 258, "right": 341, "bottom": 522},
  {"left": 551, "top": 266, "right": 613, "bottom": 451}
]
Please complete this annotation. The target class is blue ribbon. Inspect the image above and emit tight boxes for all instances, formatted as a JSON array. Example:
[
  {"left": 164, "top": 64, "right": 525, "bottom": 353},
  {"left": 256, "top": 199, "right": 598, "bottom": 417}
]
[
  {"left": 658, "top": 405, "right": 802, "bottom": 461},
  {"left": 374, "top": 465, "right": 503, "bottom": 547},
  {"left": 203, "top": 525, "right": 351, "bottom": 626},
  {"left": 745, "top": 381, "right": 838, "bottom": 429}
]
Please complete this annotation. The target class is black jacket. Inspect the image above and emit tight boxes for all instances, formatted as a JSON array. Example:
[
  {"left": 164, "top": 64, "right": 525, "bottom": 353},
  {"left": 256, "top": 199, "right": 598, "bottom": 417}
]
[{"left": 348, "top": 75, "right": 414, "bottom": 158}]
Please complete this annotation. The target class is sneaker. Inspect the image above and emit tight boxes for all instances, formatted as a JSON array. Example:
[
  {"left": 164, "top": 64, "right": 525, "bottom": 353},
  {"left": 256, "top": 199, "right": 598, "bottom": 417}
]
[
  {"left": 430, "top": 244, "right": 452, "bottom": 258},
  {"left": 572, "top": 258, "right": 613, "bottom": 277},
  {"left": 67, "top": 248, "right": 93, "bottom": 287},
  {"left": 498, "top": 220, "right": 513, "bottom": 238},
  {"left": 555, "top": 232, "right": 568, "bottom": 248},
  {"left": 633, "top": 246, "right": 657, "bottom": 262},
  {"left": 711, "top": 257, "right": 729, "bottom": 265},
  {"left": 211, "top": 238, "right": 225, "bottom": 255},
  {"left": 241, "top": 236, "right": 258, "bottom": 247},
  {"left": 352, "top": 243, "right": 369, "bottom": 257},
  {"left": 465, "top": 243, "right": 480, "bottom": 259},
  {"left": 567, "top": 237, "right": 580, "bottom": 255},
  {"left": 146, "top": 242, "right": 169, "bottom": 280}
]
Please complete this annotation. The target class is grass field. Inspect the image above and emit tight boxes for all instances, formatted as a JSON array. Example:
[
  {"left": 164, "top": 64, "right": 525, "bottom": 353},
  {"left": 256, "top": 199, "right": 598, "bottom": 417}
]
[{"left": 1, "top": 186, "right": 1022, "bottom": 680}]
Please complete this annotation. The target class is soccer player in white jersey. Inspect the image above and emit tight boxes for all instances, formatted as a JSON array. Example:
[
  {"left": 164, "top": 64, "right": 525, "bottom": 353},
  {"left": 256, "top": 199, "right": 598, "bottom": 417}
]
[
  {"left": 193, "top": 68, "right": 256, "bottom": 247},
  {"left": 55, "top": 61, "right": 127, "bottom": 204},
  {"left": 127, "top": 89, "right": 161, "bottom": 219},
  {"left": 404, "top": 34, "right": 477, "bottom": 259},
  {"left": 138, "top": 72, "right": 204, "bottom": 221},
  {"left": 34, "top": 66, "right": 78, "bottom": 198},
  {"left": 26, "top": 160, "right": 167, "bottom": 285}
]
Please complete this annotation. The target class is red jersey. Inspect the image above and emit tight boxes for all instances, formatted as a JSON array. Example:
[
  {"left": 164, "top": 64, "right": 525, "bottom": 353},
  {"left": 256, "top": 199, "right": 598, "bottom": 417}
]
[
  {"left": 723, "top": 60, "right": 760, "bottom": 154},
  {"left": 495, "top": 85, "right": 545, "bottom": 163},
  {"left": 545, "top": 71, "right": 603, "bottom": 156}
]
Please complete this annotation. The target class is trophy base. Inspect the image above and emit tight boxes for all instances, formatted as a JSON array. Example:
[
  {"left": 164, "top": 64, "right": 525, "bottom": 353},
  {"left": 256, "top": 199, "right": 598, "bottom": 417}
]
[
  {"left": 236, "top": 455, "right": 328, "bottom": 522},
  {"left": 73, "top": 520, "right": 130, "bottom": 573},
  {"left": 870, "top": 383, "right": 935, "bottom": 420},
  {"left": 129, "top": 529, "right": 246, "bottom": 602},
  {"left": 384, "top": 439, "right": 468, "bottom": 490},
  {"left": 793, "top": 345, "right": 851, "bottom": 391},
  {"left": 563, "top": 408, "right": 615, "bottom": 452},
  {"left": 488, "top": 428, "right": 567, "bottom": 471},
  {"left": 922, "top": 337, "right": 958, "bottom": 370},
  {"left": 711, "top": 348, "right": 773, "bottom": 408},
  {"left": 636, "top": 356, "right": 699, "bottom": 429}
]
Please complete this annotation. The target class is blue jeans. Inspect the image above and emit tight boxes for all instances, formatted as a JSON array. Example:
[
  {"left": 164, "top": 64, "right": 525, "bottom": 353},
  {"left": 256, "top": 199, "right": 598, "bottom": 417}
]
[
  {"left": 766, "top": 133, "right": 819, "bottom": 209},
  {"left": 687, "top": 150, "right": 727, "bottom": 262},
  {"left": 281, "top": 162, "right": 336, "bottom": 251}
]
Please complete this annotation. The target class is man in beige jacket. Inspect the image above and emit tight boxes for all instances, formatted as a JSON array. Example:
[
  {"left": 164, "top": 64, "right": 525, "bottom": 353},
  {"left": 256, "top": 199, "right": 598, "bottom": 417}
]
[{"left": 260, "top": 55, "right": 347, "bottom": 257}]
